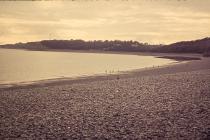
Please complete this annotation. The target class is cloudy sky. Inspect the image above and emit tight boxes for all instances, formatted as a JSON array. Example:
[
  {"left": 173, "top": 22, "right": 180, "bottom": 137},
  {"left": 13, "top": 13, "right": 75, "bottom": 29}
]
[{"left": 0, "top": 0, "right": 210, "bottom": 45}]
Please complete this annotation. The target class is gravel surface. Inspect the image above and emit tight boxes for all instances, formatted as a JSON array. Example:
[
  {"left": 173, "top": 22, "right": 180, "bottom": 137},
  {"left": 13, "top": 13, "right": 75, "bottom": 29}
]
[{"left": 0, "top": 60, "right": 210, "bottom": 139}]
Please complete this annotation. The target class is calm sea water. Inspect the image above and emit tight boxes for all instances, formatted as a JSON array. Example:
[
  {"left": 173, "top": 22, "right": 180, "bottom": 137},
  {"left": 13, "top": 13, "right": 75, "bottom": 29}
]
[{"left": 0, "top": 48, "right": 176, "bottom": 85}]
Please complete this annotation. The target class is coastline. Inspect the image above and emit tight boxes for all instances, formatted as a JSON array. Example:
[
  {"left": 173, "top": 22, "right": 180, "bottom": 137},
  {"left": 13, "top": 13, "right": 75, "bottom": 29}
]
[
  {"left": 0, "top": 50, "right": 210, "bottom": 139},
  {"left": 0, "top": 59, "right": 205, "bottom": 90},
  {"left": 0, "top": 47, "right": 202, "bottom": 59},
  {"left": 0, "top": 59, "right": 193, "bottom": 90},
  {"left": 0, "top": 48, "right": 203, "bottom": 90}
]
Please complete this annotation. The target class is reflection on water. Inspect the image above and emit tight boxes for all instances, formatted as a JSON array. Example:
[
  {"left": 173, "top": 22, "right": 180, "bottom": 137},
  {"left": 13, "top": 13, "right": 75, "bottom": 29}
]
[{"left": 0, "top": 48, "right": 176, "bottom": 84}]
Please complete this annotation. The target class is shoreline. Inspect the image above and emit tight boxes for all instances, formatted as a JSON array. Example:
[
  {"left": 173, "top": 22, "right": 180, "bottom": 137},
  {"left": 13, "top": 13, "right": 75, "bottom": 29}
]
[
  {"left": 0, "top": 61, "right": 180, "bottom": 90},
  {"left": 0, "top": 50, "right": 210, "bottom": 139},
  {"left": 1, "top": 55, "right": 208, "bottom": 90},
  {"left": 0, "top": 47, "right": 202, "bottom": 59},
  {"left": 0, "top": 59, "right": 210, "bottom": 139},
  {"left": 0, "top": 48, "right": 203, "bottom": 90}
]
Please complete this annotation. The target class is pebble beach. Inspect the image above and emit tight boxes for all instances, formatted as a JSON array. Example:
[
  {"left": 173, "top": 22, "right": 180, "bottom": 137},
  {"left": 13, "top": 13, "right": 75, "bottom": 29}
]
[{"left": 0, "top": 56, "right": 210, "bottom": 139}]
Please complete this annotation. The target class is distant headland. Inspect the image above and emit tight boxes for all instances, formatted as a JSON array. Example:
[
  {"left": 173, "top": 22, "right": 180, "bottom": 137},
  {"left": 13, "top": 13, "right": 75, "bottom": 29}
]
[{"left": 1, "top": 37, "right": 210, "bottom": 55}]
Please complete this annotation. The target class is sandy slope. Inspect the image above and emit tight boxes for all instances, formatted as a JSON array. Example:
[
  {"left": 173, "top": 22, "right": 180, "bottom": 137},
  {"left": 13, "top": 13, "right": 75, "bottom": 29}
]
[{"left": 0, "top": 57, "right": 210, "bottom": 139}]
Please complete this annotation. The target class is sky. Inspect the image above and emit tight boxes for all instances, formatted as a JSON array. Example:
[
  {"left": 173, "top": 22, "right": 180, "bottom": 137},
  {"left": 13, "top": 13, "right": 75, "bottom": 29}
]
[{"left": 0, "top": 0, "right": 210, "bottom": 45}]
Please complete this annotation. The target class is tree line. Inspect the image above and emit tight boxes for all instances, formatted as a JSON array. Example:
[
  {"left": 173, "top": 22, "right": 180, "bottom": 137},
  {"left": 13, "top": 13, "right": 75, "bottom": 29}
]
[{"left": 1, "top": 37, "right": 210, "bottom": 54}]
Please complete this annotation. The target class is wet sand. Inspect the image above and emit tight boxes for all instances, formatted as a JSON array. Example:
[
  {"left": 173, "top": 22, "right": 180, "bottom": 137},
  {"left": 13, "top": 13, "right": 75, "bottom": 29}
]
[{"left": 0, "top": 55, "right": 210, "bottom": 139}]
